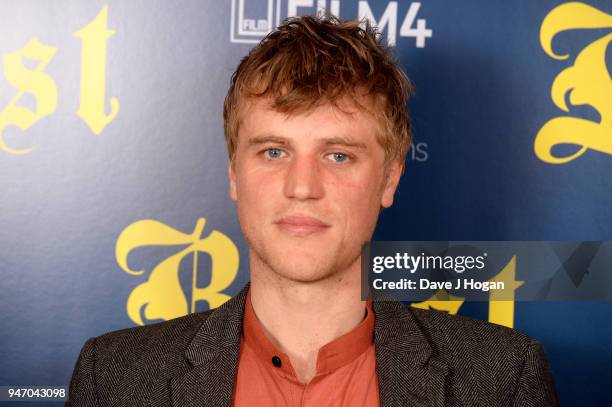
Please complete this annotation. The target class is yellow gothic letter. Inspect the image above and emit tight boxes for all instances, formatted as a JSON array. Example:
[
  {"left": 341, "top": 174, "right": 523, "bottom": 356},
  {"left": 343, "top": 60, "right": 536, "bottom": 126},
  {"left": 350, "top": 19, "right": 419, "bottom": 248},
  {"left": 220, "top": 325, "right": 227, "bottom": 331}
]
[
  {"left": 411, "top": 256, "right": 522, "bottom": 328},
  {"left": 535, "top": 3, "right": 612, "bottom": 164},
  {"left": 411, "top": 289, "right": 465, "bottom": 315},
  {"left": 116, "top": 218, "right": 239, "bottom": 325},
  {"left": 0, "top": 38, "right": 57, "bottom": 155},
  {"left": 488, "top": 256, "right": 523, "bottom": 328},
  {"left": 73, "top": 5, "right": 119, "bottom": 135}
]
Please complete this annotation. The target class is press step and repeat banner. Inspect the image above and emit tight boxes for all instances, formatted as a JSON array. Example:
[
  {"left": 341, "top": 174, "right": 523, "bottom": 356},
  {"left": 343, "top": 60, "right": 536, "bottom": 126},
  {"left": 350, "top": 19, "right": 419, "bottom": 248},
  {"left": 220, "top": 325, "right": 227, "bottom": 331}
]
[{"left": 1, "top": 1, "right": 610, "bottom": 405}]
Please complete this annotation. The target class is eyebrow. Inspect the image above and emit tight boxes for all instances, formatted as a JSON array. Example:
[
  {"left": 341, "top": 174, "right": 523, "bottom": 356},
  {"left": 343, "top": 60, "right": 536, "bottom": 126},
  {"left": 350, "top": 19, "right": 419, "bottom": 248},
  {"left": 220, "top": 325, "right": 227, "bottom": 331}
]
[
  {"left": 323, "top": 136, "right": 368, "bottom": 150},
  {"left": 248, "top": 135, "right": 368, "bottom": 150},
  {"left": 248, "top": 135, "right": 289, "bottom": 147}
]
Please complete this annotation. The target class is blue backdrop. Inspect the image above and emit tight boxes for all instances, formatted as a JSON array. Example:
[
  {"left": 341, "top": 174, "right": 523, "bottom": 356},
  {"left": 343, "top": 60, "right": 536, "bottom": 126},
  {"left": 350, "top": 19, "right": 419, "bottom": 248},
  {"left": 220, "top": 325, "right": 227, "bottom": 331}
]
[{"left": 0, "top": 1, "right": 610, "bottom": 405}]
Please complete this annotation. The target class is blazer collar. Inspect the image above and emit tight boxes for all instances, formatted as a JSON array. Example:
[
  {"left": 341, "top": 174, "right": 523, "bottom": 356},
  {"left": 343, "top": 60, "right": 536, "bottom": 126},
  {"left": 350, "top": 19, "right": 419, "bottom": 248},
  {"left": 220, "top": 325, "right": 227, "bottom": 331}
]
[
  {"left": 170, "top": 283, "right": 249, "bottom": 407},
  {"left": 170, "top": 283, "right": 448, "bottom": 407}
]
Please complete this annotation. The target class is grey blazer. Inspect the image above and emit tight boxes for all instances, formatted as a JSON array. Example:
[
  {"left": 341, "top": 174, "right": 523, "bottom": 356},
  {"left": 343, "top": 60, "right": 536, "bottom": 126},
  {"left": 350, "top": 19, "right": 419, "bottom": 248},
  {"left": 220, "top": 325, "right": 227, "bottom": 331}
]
[{"left": 67, "top": 283, "right": 559, "bottom": 406}]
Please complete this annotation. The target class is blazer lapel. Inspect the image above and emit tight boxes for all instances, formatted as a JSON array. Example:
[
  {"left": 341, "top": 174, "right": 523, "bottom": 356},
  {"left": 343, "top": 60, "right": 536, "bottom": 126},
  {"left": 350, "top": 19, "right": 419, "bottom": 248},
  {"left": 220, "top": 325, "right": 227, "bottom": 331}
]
[
  {"left": 170, "top": 283, "right": 249, "bottom": 407},
  {"left": 374, "top": 299, "right": 449, "bottom": 407}
]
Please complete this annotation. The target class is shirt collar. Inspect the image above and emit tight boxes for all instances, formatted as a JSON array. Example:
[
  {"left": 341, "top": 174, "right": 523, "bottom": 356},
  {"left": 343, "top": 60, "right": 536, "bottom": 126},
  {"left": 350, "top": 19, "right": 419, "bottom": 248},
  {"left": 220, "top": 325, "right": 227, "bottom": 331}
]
[{"left": 242, "top": 287, "right": 375, "bottom": 377}]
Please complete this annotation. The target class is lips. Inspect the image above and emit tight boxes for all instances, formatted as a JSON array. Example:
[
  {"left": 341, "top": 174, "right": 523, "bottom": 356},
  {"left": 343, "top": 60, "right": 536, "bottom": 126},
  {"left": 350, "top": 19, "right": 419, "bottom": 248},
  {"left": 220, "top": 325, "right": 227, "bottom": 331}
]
[{"left": 275, "top": 214, "right": 330, "bottom": 237}]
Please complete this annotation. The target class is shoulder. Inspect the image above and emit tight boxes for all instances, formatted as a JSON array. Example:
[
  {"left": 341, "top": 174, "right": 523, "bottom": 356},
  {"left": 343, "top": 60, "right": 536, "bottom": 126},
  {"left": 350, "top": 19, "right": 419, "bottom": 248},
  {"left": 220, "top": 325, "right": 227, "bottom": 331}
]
[
  {"left": 67, "top": 281, "right": 252, "bottom": 406},
  {"left": 91, "top": 310, "right": 213, "bottom": 359},
  {"left": 375, "top": 299, "right": 537, "bottom": 357},
  {"left": 406, "top": 305, "right": 539, "bottom": 375},
  {"left": 408, "top": 305, "right": 535, "bottom": 354},
  {"left": 404, "top": 306, "right": 558, "bottom": 405},
  {"left": 68, "top": 311, "right": 214, "bottom": 405}
]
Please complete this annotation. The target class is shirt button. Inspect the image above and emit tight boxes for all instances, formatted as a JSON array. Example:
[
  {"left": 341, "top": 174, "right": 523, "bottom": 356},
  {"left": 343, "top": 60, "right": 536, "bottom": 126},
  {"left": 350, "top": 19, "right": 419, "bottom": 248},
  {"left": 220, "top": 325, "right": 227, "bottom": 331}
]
[{"left": 272, "top": 356, "right": 282, "bottom": 368}]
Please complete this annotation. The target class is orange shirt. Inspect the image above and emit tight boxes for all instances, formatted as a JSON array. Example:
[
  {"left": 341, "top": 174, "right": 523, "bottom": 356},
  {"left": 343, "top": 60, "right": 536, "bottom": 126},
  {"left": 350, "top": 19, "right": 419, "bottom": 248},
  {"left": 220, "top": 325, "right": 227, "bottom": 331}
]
[{"left": 232, "top": 290, "right": 379, "bottom": 407}]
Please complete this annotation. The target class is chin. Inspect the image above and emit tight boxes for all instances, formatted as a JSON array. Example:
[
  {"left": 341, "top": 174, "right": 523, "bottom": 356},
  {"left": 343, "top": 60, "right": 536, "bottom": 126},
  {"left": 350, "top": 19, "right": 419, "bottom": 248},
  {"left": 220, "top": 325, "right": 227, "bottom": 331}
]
[
  {"left": 274, "top": 243, "right": 364, "bottom": 283},
  {"left": 274, "top": 265, "right": 338, "bottom": 284},
  {"left": 264, "top": 251, "right": 340, "bottom": 283},
  {"left": 246, "top": 232, "right": 359, "bottom": 283}
]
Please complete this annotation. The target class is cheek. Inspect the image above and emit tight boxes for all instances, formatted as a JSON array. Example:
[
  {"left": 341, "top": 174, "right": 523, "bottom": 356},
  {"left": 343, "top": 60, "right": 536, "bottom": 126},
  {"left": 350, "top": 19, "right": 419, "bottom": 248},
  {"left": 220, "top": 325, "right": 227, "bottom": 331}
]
[
  {"left": 326, "top": 174, "right": 383, "bottom": 224},
  {"left": 236, "top": 168, "right": 280, "bottom": 215},
  {"left": 329, "top": 165, "right": 383, "bottom": 200}
]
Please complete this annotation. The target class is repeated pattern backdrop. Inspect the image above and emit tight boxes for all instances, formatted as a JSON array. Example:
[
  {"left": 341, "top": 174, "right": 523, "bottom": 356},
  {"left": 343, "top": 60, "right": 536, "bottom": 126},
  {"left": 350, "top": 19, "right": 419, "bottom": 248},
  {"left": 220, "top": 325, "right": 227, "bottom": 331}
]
[{"left": 0, "top": 1, "right": 610, "bottom": 405}]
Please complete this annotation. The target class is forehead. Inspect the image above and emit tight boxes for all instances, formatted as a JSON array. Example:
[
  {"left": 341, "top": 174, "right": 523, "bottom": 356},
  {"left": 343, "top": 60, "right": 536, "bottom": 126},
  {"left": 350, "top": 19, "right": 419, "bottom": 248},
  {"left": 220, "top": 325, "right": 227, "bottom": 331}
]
[{"left": 238, "top": 97, "right": 382, "bottom": 143}]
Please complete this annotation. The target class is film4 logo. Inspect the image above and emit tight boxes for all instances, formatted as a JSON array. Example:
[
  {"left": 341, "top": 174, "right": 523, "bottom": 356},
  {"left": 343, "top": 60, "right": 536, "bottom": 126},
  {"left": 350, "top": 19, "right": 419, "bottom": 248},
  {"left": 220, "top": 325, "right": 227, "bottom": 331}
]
[
  {"left": 0, "top": 5, "right": 118, "bottom": 155},
  {"left": 231, "top": 0, "right": 432, "bottom": 47}
]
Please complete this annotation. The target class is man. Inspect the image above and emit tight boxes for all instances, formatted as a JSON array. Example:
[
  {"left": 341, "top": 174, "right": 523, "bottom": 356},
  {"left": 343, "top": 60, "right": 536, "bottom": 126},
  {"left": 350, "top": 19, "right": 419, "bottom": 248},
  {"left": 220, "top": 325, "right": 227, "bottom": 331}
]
[{"left": 67, "top": 15, "right": 559, "bottom": 406}]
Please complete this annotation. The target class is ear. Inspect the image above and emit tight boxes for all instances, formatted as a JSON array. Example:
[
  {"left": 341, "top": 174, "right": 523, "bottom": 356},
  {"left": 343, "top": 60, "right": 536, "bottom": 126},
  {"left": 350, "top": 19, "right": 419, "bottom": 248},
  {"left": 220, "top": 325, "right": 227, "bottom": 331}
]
[
  {"left": 228, "top": 160, "right": 237, "bottom": 201},
  {"left": 380, "top": 161, "right": 403, "bottom": 208}
]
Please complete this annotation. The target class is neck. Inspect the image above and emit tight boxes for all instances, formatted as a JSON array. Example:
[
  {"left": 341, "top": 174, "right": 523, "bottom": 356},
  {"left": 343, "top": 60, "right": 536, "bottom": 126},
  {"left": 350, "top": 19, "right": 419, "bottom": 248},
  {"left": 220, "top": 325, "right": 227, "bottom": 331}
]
[{"left": 249, "top": 255, "right": 366, "bottom": 384}]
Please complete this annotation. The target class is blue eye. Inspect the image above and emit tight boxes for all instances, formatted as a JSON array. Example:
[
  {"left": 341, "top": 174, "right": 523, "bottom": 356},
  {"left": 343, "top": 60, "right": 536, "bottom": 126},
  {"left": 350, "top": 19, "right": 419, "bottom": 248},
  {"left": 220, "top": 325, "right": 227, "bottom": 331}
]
[
  {"left": 264, "top": 148, "right": 284, "bottom": 159},
  {"left": 328, "top": 152, "right": 349, "bottom": 163}
]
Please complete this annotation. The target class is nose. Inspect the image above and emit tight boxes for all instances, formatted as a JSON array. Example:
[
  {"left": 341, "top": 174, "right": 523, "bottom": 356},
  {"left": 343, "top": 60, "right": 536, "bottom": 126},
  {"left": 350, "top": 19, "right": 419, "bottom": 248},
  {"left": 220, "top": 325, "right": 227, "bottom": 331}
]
[{"left": 283, "top": 154, "right": 324, "bottom": 201}]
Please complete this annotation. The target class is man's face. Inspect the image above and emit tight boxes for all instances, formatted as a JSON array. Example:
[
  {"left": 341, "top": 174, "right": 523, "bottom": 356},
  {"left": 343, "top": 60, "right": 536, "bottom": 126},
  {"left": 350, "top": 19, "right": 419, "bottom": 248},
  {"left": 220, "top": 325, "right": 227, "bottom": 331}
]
[{"left": 228, "top": 98, "right": 402, "bottom": 283}]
